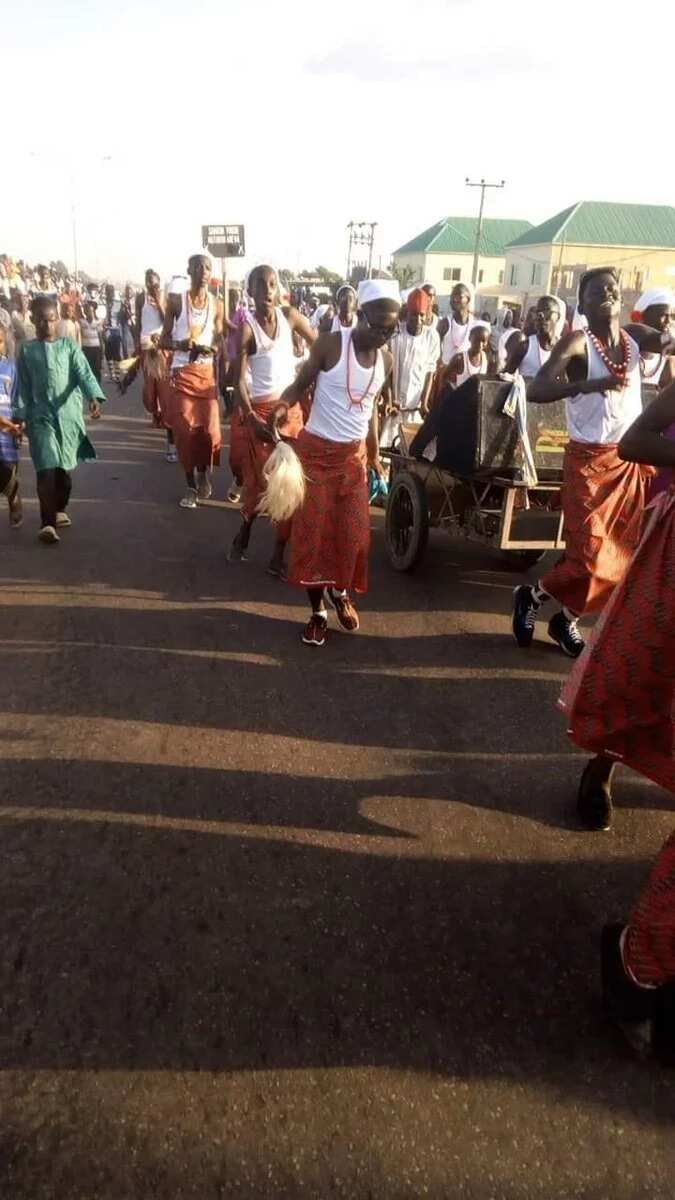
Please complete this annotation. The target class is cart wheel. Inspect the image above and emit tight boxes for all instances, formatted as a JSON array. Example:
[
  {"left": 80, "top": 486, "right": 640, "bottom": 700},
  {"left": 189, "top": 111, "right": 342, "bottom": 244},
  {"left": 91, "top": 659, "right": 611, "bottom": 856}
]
[
  {"left": 504, "top": 549, "right": 547, "bottom": 571},
  {"left": 385, "top": 471, "right": 429, "bottom": 572}
]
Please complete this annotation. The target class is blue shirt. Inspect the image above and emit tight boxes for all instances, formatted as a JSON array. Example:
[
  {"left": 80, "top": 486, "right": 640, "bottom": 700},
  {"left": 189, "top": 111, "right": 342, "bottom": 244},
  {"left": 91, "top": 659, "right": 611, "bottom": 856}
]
[{"left": 0, "top": 357, "right": 18, "bottom": 463}]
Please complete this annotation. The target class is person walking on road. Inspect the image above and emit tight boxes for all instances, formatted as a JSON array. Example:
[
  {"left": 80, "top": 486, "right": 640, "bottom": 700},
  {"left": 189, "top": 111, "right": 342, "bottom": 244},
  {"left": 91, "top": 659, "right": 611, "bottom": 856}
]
[
  {"left": 160, "top": 254, "right": 223, "bottom": 509},
  {"left": 279, "top": 277, "right": 398, "bottom": 646},
  {"left": 0, "top": 326, "right": 23, "bottom": 529},
  {"left": 512, "top": 268, "right": 675, "bottom": 658},
  {"left": 228, "top": 265, "right": 315, "bottom": 572},
  {"left": 135, "top": 268, "right": 176, "bottom": 461},
  {"left": 14, "top": 296, "right": 105, "bottom": 544}
]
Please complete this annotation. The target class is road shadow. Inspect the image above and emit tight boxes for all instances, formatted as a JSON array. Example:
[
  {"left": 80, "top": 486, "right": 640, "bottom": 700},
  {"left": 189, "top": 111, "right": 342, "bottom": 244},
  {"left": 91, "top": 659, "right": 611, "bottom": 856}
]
[{"left": 1, "top": 783, "right": 674, "bottom": 1132}]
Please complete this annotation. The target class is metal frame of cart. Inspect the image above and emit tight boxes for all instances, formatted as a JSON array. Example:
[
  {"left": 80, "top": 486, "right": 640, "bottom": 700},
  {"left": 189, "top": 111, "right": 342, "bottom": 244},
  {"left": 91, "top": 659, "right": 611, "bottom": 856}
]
[{"left": 382, "top": 451, "right": 566, "bottom": 573}]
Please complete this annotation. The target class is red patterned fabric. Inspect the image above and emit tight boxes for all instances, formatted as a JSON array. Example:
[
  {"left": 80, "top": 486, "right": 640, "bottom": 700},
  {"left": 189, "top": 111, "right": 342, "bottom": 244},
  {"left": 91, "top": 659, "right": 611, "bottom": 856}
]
[
  {"left": 240, "top": 397, "right": 303, "bottom": 522},
  {"left": 288, "top": 430, "right": 370, "bottom": 593},
  {"left": 541, "top": 440, "right": 654, "bottom": 616},
  {"left": 561, "top": 489, "right": 675, "bottom": 791},
  {"left": 141, "top": 351, "right": 171, "bottom": 428},
  {"left": 165, "top": 361, "right": 221, "bottom": 471},
  {"left": 624, "top": 830, "right": 675, "bottom": 987},
  {"left": 229, "top": 408, "right": 246, "bottom": 486}
]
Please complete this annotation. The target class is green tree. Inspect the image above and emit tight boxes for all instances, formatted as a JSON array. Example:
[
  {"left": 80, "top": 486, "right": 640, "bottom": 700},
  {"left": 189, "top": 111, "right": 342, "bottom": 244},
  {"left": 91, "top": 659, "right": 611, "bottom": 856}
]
[{"left": 391, "top": 262, "right": 416, "bottom": 290}]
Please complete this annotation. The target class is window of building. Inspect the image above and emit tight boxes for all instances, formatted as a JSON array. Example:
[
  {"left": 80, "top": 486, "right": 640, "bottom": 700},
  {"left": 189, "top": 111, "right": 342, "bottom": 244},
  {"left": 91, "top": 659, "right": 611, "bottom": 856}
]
[
  {"left": 442, "top": 266, "right": 462, "bottom": 282},
  {"left": 498, "top": 270, "right": 504, "bottom": 285},
  {"left": 509, "top": 264, "right": 519, "bottom": 286},
  {"left": 563, "top": 270, "right": 574, "bottom": 291},
  {"left": 531, "top": 263, "right": 544, "bottom": 286},
  {"left": 478, "top": 269, "right": 484, "bottom": 284}
]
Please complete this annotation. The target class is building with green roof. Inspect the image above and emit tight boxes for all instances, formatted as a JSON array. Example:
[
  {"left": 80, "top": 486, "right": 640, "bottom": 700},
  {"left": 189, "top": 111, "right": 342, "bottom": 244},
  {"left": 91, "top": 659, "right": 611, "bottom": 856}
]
[
  {"left": 503, "top": 200, "right": 675, "bottom": 312},
  {"left": 391, "top": 216, "right": 532, "bottom": 299}
]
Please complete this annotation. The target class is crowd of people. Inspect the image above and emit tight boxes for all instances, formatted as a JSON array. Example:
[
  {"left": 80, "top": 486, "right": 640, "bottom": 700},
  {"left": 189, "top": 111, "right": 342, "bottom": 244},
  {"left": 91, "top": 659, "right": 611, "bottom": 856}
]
[{"left": 1, "top": 251, "right": 675, "bottom": 1063}]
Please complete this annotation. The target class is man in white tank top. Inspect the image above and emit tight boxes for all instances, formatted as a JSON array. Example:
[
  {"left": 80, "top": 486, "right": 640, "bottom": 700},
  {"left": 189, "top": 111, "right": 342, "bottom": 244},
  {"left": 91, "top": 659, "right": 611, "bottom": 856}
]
[
  {"left": 437, "top": 283, "right": 473, "bottom": 363},
  {"left": 278, "top": 278, "right": 399, "bottom": 647},
  {"left": 320, "top": 285, "right": 357, "bottom": 334},
  {"left": 228, "top": 265, "right": 315, "bottom": 571},
  {"left": 442, "top": 321, "right": 490, "bottom": 390},
  {"left": 503, "top": 295, "right": 566, "bottom": 377},
  {"left": 135, "top": 269, "right": 175, "bottom": 460},
  {"left": 160, "top": 254, "right": 223, "bottom": 508},
  {"left": 513, "top": 267, "right": 675, "bottom": 673}
]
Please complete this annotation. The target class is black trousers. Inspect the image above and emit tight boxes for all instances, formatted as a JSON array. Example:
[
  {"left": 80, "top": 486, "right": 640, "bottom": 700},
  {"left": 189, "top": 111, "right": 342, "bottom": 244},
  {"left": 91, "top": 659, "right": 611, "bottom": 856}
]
[
  {"left": 37, "top": 468, "right": 72, "bottom": 528},
  {"left": 82, "top": 345, "right": 102, "bottom": 382},
  {"left": 0, "top": 460, "right": 18, "bottom": 499}
]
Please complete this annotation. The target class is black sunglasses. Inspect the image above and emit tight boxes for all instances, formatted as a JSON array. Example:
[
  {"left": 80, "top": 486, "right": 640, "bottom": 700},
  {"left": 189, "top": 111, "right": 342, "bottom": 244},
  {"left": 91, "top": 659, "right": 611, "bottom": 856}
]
[{"left": 362, "top": 313, "right": 399, "bottom": 341}]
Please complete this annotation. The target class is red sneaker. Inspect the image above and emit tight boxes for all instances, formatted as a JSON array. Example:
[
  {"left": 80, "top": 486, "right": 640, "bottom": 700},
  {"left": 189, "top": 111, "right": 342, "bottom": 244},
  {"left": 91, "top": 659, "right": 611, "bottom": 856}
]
[
  {"left": 327, "top": 589, "right": 360, "bottom": 632},
  {"left": 302, "top": 613, "right": 328, "bottom": 647}
]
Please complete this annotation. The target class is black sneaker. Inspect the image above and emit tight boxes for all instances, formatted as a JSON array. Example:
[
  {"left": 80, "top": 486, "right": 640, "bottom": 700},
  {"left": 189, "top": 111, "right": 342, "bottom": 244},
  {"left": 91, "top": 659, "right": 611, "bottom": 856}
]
[
  {"left": 548, "top": 610, "right": 585, "bottom": 658},
  {"left": 577, "top": 758, "right": 614, "bottom": 831},
  {"left": 512, "top": 585, "right": 540, "bottom": 648}
]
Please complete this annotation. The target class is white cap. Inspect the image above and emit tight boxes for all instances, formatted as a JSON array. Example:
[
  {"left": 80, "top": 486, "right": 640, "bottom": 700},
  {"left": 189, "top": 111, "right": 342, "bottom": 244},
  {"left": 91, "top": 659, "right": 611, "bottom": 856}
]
[
  {"left": 357, "top": 278, "right": 401, "bottom": 307},
  {"left": 634, "top": 287, "right": 675, "bottom": 314}
]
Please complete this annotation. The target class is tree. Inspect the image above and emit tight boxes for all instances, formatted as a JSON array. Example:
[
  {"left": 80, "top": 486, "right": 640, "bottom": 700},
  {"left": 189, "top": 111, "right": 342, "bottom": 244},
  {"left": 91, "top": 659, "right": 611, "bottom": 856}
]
[
  {"left": 391, "top": 262, "right": 416, "bottom": 290},
  {"left": 314, "top": 265, "right": 342, "bottom": 287}
]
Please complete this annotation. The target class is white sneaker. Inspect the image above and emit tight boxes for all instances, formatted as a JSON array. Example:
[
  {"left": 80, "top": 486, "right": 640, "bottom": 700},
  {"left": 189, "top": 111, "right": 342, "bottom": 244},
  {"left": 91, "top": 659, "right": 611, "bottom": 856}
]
[
  {"left": 196, "top": 473, "right": 212, "bottom": 502},
  {"left": 38, "top": 525, "right": 60, "bottom": 545},
  {"left": 165, "top": 447, "right": 178, "bottom": 463},
  {"left": 179, "top": 488, "right": 198, "bottom": 509},
  {"left": 55, "top": 512, "right": 72, "bottom": 528}
]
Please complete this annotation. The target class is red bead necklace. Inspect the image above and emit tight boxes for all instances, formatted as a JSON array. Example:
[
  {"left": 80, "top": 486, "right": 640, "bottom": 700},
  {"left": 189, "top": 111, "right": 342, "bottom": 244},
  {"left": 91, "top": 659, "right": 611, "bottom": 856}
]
[
  {"left": 346, "top": 332, "right": 378, "bottom": 410},
  {"left": 587, "top": 328, "right": 631, "bottom": 386}
]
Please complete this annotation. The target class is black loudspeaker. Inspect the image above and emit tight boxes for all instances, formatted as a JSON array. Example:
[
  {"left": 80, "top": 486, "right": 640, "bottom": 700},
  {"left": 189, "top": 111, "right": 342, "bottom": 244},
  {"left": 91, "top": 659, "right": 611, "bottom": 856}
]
[{"left": 433, "top": 376, "right": 568, "bottom": 477}]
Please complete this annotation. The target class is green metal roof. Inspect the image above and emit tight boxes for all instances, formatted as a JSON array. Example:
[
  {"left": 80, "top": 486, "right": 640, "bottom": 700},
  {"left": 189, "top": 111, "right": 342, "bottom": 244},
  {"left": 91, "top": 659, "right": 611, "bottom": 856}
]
[
  {"left": 507, "top": 201, "right": 675, "bottom": 249},
  {"left": 394, "top": 216, "right": 532, "bottom": 258}
]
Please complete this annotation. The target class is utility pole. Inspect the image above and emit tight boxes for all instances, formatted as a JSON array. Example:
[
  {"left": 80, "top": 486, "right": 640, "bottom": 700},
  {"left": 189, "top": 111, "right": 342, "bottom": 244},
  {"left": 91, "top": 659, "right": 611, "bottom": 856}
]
[
  {"left": 346, "top": 221, "right": 377, "bottom": 282},
  {"left": 465, "top": 178, "right": 505, "bottom": 287}
]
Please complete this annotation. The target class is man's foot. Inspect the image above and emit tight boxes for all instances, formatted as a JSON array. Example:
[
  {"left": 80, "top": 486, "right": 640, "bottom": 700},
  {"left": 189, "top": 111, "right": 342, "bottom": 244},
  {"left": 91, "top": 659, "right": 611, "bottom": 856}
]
[
  {"left": 577, "top": 758, "right": 614, "bottom": 831},
  {"left": 38, "top": 525, "right": 60, "bottom": 545},
  {"left": 601, "top": 923, "right": 654, "bottom": 1056},
  {"left": 179, "top": 488, "right": 198, "bottom": 509},
  {"left": 55, "top": 512, "right": 72, "bottom": 528},
  {"left": 227, "top": 531, "right": 249, "bottom": 562},
  {"left": 302, "top": 613, "right": 328, "bottom": 646},
  {"left": 165, "top": 447, "right": 178, "bottom": 464},
  {"left": 227, "top": 486, "right": 241, "bottom": 504},
  {"left": 512, "top": 584, "right": 540, "bottom": 648},
  {"left": 196, "top": 472, "right": 212, "bottom": 502},
  {"left": 548, "top": 610, "right": 585, "bottom": 658},
  {"left": 327, "top": 588, "right": 360, "bottom": 632},
  {"left": 8, "top": 493, "right": 23, "bottom": 529}
]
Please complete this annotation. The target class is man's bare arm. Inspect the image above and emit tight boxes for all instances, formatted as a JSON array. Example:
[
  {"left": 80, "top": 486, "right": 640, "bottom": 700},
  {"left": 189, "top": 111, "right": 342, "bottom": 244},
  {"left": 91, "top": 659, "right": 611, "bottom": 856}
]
[
  {"left": 280, "top": 334, "right": 330, "bottom": 408},
  {"left": 620, "top": 380, "right": 675, "bottom": 466},
  {"left": 286, "top": 306, "right": 317, "bottom": 348}
]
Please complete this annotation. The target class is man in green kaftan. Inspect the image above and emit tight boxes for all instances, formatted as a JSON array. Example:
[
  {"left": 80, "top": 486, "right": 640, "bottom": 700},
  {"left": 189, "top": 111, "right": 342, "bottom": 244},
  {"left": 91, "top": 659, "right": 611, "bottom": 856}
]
[{"left": 14, "top": 296, "right": 105, "bottom": 544}]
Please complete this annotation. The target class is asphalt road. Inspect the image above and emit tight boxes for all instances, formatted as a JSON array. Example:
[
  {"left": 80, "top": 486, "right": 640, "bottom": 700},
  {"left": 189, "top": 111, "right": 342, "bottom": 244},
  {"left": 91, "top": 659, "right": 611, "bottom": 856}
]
[{"left": 1, "top": 380, "right": 673, "bottom": 1199}]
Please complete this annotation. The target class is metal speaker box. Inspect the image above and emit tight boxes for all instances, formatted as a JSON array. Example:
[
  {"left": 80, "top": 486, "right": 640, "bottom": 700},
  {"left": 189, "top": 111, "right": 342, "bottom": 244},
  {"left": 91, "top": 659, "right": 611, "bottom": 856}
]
[{"left": 435, "top": 376, "right": 568, "bottom": 477}]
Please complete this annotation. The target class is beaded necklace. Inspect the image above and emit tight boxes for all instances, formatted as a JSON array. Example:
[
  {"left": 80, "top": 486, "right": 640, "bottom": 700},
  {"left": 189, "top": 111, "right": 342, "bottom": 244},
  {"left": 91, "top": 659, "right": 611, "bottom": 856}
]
[{"left": 587, "top": 328, "right": 631, "bottom": 386}]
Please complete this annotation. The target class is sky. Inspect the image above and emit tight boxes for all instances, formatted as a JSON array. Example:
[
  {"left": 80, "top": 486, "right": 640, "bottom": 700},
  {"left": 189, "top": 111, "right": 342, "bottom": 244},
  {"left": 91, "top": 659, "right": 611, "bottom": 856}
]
[{"left": 5, "top": 0, "right": 675, "bottom": 285}]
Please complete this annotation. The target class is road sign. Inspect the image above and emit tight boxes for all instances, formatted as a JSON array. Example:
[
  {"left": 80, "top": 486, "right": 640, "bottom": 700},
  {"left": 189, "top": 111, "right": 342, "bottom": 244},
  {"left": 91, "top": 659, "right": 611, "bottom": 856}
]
[{"left": 202, "top": 224, "right": 245, "bottom": 259}]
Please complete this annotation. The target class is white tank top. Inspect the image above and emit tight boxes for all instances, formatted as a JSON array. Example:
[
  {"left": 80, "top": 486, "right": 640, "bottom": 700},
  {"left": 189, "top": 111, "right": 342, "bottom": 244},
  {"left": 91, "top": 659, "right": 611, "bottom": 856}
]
[
  {"left": 566, "top": 331, "right": 642, "bottom": 445},
  {"left": 519, "top": 334, "right": 552, "bottom": 376},
  {"left": 640, "top": 351, "right": 667, "bottom": 384},
  {"left": 330, "top": 313, "right": 357, "bottom": 333},
  {"left": 171, "top": 292, "right": 216, "bottom": 369},
  {"left": 306, "top": 329, "right": 385, "bottom": 444},
  {"left": 451, "top": 349, "right": 488, "bottom": 389},
  {"left": 140, "top": 295, "right": 163, "bottom": 349},
  {"left": 441, "top": 317, "right": 470, "bottom": 365},
  {"left": 247, "top": 307, "right": 296, "bottom": 401}
]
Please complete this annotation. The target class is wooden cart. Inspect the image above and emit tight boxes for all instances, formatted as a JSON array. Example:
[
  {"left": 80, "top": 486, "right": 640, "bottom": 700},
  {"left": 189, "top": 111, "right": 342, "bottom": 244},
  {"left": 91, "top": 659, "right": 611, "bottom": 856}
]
[{"left": 383, "top": 450, "right": 565, "bottom": 572}]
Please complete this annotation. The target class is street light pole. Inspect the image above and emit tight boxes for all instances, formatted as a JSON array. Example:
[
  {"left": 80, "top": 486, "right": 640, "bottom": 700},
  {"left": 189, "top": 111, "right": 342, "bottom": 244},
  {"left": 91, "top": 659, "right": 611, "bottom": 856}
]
[{"left": 465, "top": 178, "right": 505, "bottom": 288}]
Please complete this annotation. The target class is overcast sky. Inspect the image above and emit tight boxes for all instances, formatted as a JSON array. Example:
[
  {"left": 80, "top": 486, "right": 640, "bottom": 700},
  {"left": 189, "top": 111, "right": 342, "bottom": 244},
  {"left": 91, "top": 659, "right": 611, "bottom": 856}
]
[{"left": 6, "top": 0, "right": 674, "bottom": 284}]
